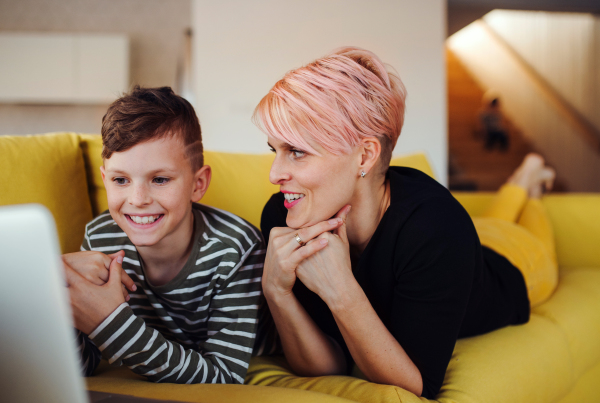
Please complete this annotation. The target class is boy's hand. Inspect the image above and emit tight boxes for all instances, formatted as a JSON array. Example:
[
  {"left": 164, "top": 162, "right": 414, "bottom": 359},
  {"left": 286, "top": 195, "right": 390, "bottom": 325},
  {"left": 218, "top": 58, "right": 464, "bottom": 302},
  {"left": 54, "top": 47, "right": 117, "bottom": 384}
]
[
  {"left": 65, "top": 254, "right": 127, "bottom": 335},
  {"left": 62, "top": 250, "right": 136, "bottom": 300}
]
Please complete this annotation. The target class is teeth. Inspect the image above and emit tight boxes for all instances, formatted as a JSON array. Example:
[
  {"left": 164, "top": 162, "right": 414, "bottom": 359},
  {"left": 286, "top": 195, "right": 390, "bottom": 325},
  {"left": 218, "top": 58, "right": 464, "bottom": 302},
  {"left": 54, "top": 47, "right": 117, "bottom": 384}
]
[
  {"left": 129, "top": 215, "right": 160, "bottom": 225},
  {"left": 284, "top": 193, "right": 305, "bottom": 203}
]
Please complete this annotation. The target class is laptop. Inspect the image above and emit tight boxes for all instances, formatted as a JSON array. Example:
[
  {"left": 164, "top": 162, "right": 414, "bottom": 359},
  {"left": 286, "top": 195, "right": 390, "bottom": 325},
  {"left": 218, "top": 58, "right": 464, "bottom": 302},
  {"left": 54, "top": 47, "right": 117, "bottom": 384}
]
[
  {"left": 0, "top": 204, "right": 89, "bottom": 402},
  {"left": 0, "top": 204, "right": 183, "bottom": 403}
]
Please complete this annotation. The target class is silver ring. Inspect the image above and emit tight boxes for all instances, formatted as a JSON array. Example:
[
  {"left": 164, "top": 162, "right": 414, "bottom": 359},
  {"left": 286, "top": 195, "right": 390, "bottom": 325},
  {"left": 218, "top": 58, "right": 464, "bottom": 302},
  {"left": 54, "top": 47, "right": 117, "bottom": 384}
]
[{"left": 294, "top": 233, "right": 306, "bottom": 247}]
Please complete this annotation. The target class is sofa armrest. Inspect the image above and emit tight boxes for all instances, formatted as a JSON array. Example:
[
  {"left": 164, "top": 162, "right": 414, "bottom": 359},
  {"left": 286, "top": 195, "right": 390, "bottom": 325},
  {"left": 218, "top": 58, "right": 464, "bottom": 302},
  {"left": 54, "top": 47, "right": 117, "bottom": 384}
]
[{"left": 453, "top": 192, "right": 600, "bottom": 268}]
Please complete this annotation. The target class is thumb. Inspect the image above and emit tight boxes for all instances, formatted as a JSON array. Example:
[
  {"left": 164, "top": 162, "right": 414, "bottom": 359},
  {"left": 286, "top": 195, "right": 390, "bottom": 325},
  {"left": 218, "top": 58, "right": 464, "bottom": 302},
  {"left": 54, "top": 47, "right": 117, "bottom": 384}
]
[
  {"left": 107, "top": 249, "right": 126, "bottom": 260},
  {"left": 333, "top": 205, "right": 351, "bottom": 242}
]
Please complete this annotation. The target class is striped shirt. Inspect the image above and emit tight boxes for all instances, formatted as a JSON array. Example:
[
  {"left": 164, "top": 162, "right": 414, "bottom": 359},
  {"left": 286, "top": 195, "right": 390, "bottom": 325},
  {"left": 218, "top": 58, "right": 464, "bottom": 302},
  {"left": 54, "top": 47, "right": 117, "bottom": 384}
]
[{"left": 75, "top": 203, "right": 266, "bottom": 384}]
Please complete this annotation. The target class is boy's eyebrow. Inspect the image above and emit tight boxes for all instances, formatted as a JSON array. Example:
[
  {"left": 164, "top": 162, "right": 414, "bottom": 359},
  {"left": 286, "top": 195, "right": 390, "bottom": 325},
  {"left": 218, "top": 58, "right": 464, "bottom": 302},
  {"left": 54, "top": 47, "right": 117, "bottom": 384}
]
[
  {"left": 105, "top": 169, "right": 128, "bottom": 175},
  {"left": 146, "top": 168, "right": 178, "bottom": 175}
]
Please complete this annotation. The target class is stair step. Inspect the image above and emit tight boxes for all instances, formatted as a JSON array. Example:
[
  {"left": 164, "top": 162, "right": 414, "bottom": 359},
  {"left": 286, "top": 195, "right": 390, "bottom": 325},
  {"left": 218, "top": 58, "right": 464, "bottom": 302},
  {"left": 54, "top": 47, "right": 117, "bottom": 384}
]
[{"left": 446, "top": 47, "right": 537, "bottom": 192}]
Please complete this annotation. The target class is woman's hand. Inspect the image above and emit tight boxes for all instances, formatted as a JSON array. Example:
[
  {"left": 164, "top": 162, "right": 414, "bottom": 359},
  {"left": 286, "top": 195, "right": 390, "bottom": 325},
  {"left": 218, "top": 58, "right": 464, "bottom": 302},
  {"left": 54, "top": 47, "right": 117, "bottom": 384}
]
[
  {"left": 295, "top": 205, "right": 354, "bottom": 305},
  {"left": 62, "top": 250, "right": 136, "bottom": 300},
  {"left": 263, "top": 217, "right": 344, "bottom": 300},
  {"left": 262, "top": 213, "right": 349, "bottom": 377}
]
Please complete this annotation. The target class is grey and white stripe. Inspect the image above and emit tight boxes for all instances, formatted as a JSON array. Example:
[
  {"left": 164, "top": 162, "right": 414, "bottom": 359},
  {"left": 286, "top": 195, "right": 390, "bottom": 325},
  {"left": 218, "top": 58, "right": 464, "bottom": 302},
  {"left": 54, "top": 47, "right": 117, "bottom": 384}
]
[{"left": 77, "top": 203, "right": 265, "bottom": 384}]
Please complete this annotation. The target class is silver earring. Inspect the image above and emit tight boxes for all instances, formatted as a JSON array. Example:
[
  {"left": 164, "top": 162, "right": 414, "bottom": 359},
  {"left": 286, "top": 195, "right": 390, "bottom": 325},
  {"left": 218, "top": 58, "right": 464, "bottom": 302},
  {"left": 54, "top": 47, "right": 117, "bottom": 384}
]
[{"left": 361, "top": 171, "right": 366, "bottom": 178}]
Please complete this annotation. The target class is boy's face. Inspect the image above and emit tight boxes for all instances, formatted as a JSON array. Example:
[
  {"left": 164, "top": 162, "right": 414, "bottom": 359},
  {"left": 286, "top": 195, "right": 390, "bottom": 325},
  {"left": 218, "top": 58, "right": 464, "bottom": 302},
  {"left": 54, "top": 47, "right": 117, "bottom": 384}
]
[{"left": 100, "top": 136, "right": 210, "bottom": 249}]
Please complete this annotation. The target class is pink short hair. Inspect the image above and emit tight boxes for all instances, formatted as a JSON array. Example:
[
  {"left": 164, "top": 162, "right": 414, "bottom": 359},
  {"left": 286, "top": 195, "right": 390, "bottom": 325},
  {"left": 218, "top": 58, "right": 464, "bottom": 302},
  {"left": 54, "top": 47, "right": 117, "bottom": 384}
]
[{"left": 253, "top": 47, "right": 406, "bottom": 166}]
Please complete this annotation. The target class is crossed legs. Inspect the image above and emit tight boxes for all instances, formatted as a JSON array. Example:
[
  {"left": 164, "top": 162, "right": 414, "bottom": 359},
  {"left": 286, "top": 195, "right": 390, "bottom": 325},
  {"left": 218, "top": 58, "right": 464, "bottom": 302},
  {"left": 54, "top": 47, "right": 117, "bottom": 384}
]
[{"left": 474, "top": 154, "right": 558, "bottom": 307}]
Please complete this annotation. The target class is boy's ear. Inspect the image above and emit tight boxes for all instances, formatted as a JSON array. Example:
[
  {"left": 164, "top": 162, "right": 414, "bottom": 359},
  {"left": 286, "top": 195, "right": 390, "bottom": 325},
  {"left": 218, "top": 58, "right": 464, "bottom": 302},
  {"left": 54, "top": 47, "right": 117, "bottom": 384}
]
[
  {"left": 100, "top": 165, "right": 107, "bottom": 186},
  {"left": 191, "top": 165, "right": 212, "bottom": 202},
  {"left": 358, "top": 137, "right": 382, "bottom": 177}
]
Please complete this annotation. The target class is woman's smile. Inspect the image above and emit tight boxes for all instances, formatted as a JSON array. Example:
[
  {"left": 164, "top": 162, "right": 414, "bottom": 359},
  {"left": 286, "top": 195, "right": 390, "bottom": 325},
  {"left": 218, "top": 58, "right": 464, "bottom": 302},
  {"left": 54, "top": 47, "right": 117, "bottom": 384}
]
[
  {"left": 282, "top": 190, "right": 305, "bottom": 209},
  {"left": 268, "top": 136, "right": 359, "bottom": 229}
]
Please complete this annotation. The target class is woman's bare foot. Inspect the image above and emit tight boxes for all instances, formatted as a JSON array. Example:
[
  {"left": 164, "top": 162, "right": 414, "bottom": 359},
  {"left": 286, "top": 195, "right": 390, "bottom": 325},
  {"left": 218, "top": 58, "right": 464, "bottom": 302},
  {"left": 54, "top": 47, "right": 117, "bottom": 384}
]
[{"left": 507, "top": 153, "right": 556, "bottom": 198}]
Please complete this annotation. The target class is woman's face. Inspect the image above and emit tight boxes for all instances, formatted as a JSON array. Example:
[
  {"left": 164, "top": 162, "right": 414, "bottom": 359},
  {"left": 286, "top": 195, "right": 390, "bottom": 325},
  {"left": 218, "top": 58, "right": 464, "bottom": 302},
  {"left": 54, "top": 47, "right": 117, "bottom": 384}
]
[{"left": 268, "top": 135, "right": 360, "bottom": 229}]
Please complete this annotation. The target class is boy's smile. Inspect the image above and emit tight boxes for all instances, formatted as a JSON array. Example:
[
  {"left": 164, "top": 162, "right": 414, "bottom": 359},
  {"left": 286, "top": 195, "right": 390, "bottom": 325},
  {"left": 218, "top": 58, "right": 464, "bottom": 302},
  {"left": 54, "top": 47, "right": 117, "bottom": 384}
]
[
  {"left": 100, "top": 136, "right": 209, "bottom": 253},
  {"left": 126, "top": 214, "right": 163, "bottom": 226}
]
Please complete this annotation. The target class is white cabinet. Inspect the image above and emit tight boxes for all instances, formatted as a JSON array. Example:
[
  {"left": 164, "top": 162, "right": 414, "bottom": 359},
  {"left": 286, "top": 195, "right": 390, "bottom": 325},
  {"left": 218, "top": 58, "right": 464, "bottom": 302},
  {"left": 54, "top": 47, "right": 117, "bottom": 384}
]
[{"left": 0, "top": 33, "right": 129, "bottom": 104}]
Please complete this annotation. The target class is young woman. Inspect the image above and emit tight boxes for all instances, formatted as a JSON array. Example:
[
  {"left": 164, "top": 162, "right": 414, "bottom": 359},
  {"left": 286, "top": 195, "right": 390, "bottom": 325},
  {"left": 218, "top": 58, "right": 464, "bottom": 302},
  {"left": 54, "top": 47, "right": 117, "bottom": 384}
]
[{"left": 254, "top": 47, "right": 557, "bottom": 399}]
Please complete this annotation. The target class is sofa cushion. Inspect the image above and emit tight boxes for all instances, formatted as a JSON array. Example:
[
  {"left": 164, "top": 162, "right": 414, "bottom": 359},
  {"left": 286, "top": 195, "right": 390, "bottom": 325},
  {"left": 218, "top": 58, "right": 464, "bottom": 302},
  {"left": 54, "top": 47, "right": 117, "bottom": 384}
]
[
  {"left": 77, "top": 136, "right": 438, "bottom": 230},
  {"left": 0, "top": 132, "right": 93, "bottom": 253},
  {"left": 88, "top": 360, "right": 355, "bottom": 403},
  {"left": 202, "top": 152, "right": 437, "bottom": 229},
  {"left": 452, "top": 192, "right": 495, "bottom": 217},
  {"left": 440, "top": 314, "right": 573, "bottom": 403},
  {"left": 533, "top": 267, "right": 600, "bottom": 379},
  {"left": 542, "top": 195, "right": 600, "bottom": 268},
  {"left": 558, "top": 359, "right": 600, "bottom": 403},
  {"left": 390, "top": 153, "right": 436, "bottom": 180},
  {"left": 245, "top": 356, "right": 423, "bottom": 403},
  {"left": 202, "top": 151, "right": 279, "bottom": 228},
  {"left": 248, "top": 313, "right": 574, "bottom": 403},
  {"left": 79, "top": 134, "right": 108, "bottom": 217}
]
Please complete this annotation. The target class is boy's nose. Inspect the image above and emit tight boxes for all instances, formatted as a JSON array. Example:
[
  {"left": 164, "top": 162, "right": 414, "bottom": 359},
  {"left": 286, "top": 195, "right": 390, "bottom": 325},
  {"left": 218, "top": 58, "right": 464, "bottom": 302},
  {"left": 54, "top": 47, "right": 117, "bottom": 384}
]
[
  {"left": 269, "top": 156, "right": 291, "bottom": 185},
  {"left": 129, "top": 184, "right": 152, "bottom": 207}
]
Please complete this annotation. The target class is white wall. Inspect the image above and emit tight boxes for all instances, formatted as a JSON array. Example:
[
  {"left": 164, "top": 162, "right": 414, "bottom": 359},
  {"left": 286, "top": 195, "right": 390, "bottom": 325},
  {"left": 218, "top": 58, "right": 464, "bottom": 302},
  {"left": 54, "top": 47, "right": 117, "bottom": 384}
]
[{"left": 192, "top": 0, "right": 447, "bottom": 183}]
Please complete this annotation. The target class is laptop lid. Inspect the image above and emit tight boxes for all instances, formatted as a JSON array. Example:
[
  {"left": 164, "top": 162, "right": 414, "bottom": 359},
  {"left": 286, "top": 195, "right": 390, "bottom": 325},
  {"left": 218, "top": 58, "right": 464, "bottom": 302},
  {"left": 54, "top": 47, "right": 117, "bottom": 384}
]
[{"left": 0, "top": 204, "right": 89, "bottom": 403}]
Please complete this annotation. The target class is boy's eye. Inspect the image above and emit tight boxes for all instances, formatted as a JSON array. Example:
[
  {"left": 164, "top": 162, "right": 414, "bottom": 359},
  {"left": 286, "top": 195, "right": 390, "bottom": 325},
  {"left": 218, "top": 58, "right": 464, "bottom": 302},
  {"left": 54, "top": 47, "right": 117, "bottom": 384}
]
[
  {"left": 113, "top": 177, "right": 128, "bottom": 185},
  {"left": 153, "top": 177, "right": 170, "bottom": 185}
]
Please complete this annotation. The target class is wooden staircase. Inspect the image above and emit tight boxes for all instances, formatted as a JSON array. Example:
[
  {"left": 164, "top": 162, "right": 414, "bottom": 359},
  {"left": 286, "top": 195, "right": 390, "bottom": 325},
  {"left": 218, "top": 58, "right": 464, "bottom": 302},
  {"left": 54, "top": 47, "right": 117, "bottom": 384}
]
[{"left": 447, "top": 48, "right": 535, "bottom": 191}]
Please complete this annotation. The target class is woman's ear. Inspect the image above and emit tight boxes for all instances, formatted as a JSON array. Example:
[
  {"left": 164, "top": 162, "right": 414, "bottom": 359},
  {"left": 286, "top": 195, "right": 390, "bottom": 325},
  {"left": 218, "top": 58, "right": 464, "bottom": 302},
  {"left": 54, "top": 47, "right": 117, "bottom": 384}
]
[
  {"left": 191, "top": 165, "right": 212, "bottom": 202},
  {"left": 358, "top": 137, "right": 382, "bottom": 177}
]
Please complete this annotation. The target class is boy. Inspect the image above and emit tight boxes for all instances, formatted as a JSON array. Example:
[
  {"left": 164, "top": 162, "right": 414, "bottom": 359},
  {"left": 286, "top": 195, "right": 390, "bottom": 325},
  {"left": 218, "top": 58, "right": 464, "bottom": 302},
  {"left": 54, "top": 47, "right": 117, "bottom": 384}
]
[{"left": 63, "top": 86, "right": 266, "bottom": 384}]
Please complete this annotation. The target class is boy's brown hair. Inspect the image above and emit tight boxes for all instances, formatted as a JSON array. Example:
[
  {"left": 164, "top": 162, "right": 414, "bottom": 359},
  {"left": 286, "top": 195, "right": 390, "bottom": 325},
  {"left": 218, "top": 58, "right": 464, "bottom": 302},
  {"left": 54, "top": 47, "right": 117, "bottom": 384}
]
[{"left": 101, "top": 86, "right": 203, "bottom": 170}]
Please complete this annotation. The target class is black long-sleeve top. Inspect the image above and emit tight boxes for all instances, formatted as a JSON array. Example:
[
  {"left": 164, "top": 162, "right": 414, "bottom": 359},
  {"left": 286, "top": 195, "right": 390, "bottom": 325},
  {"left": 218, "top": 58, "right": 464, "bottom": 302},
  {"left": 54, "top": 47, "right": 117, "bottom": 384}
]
[{"left": 261, "top": 166, "right": 530, "bottom": 399}]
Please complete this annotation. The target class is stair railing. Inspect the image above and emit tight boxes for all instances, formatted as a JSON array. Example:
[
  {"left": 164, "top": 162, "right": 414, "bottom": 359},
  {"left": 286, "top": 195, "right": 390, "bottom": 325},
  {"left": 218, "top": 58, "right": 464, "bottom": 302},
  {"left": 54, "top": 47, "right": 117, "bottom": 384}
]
[{"left": 480, "top": 20, "right": 600, "bottom": 154}]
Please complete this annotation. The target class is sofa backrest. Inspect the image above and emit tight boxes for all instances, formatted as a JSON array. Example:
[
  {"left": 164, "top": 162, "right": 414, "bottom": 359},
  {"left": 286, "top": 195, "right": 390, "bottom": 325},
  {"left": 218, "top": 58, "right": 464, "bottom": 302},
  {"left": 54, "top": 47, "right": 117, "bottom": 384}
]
[
  {"left": 5, "top": 132, "right": 598, "bottom": 268},
  {"left": 0, "top": 132, "right": 94, "bottom": 253},
  {"left": 78, "top": 134, "right": 438, "bottom": 229}
]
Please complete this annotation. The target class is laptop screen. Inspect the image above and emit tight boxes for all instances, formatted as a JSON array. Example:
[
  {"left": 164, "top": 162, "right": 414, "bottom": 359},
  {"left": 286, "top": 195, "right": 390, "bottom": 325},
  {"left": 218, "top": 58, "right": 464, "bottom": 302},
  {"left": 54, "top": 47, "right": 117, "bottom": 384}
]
[{"left": 0, "top": 204, "right": 89, "bottom": 403}]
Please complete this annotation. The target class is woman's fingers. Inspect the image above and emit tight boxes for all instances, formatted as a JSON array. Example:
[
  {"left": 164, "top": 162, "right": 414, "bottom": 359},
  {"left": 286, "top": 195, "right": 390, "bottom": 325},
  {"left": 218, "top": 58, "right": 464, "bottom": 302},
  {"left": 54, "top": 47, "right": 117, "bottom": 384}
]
[
  {"left": 333, "top": 205, "right": 351, "bottom": 242},
  {"left": 334, "top": 205, "right": 352, "bottom": 223},
  {"left": 289, "top": 219, "right": 342, "bottom": 250},
  {"left": 289, "top": 237, "right": 329, "bottom": 267}
]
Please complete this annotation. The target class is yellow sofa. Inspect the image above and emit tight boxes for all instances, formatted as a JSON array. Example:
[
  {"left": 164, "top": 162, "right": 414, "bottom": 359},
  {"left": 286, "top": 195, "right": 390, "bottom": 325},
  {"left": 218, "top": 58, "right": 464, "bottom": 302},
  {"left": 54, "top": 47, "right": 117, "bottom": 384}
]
[{"left": 1, "top": 132, "right": 599, "bottom": 403}]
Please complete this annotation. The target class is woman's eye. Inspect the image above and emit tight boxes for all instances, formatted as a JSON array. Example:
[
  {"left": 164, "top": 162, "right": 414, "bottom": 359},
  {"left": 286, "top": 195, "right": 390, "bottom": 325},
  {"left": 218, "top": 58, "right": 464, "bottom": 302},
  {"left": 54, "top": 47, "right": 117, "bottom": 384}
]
[
  {"left": 113, "top": 177, "right": 127, "bottom": 185},
  {"left": 268, "top": 146, "right": 276, "bottom": 153},
  {"left": 153, "top": 177, "right": 170, "bottom": 185},
  {"left": 291, "top": 149, "right": 305, "bottom": 158}
]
